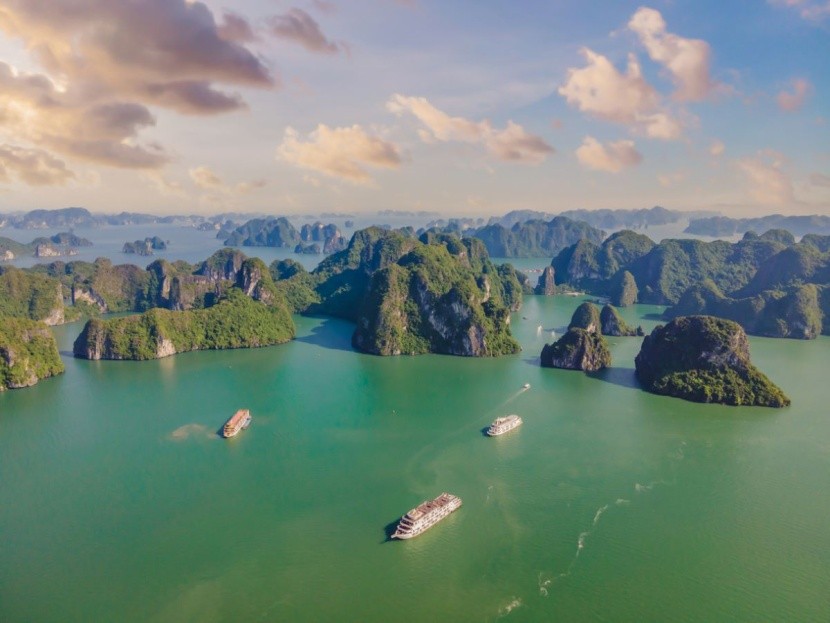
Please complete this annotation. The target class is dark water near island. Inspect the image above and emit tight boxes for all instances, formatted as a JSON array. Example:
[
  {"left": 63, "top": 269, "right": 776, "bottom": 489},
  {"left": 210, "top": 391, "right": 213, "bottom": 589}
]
[{"left": 1, "top": 295, "right": 829, "bottom": 622}]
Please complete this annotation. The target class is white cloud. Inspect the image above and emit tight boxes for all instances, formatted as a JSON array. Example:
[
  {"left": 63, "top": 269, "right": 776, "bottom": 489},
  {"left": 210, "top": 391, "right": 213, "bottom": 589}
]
[
  {"left": 277, "top": 124, "right": 403, "bottom": 184},
  {"left": 144, "top": 171, "right": 188, "bottom": 198},
  {"left": 575, "top": 136, "right": 642, "bottom": 173},
  {"left": 777, "top": 78, "right": 812, "bottom": 111},
  {"left": 387, "top": 94, "right": 553, "bottom": 164},
  {"left": 189, "top": 166, "right": 224, "bottom": 189},
  {"left": 769, "top": 0, "right": 830, "bottom": 22},
  {"left": 809, "top": 172, "right": 830, "bottom": 188},
  {"left": 0, "top": 0, "right": 277, "bottom": 184},
  {"left": 557, "top": 49, "right": 683, "bottom": 140},
  {"left": 658, "top": 170, "right": 686, "bottom": 187},
  {"left": 188, "top": 165, "right": 266, "bottom": 195},
  {"left": 559, "top": 50, "right": 658, "bottom": 124},
  {"left": 0, "top": 144, "right": 74, "bottom": 186},
  {"left": 628, "top": 7, "right": 715, "bottom": 102},
  {"left": 736, "top": 150, "right": 795, "bottom": 206},
  {"left": 709, "top": 139, "right": 725, "bottom": 156}
]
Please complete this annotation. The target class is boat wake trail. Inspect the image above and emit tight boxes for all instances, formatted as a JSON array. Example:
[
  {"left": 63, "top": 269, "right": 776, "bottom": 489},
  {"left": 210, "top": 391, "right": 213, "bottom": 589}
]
[
  {"left": 538, "top": 573, "right": 552, "bottom": 597},
  {"left": 495, "top": 390, "right": 525, "bottom": 412},
  {"left": 540, "top": 440, "right": 687, "bottom": 597},
  {"left": 168, "top": 423, "right": 214, "bottom": 441},
  {"left": 498, "top": 598, "right": 522, "bottom": 617}
]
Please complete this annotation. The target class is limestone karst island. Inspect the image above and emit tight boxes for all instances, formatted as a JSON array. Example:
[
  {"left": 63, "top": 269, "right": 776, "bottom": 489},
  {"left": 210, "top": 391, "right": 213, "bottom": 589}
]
[{"left": 0, "top": 2, "right": 828, "bottom": 622}]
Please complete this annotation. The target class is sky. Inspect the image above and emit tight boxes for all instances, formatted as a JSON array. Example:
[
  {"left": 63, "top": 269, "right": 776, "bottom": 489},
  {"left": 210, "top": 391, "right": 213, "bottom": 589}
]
[{"left": 0, "top": 0, "right": 827, "bottom": 217}]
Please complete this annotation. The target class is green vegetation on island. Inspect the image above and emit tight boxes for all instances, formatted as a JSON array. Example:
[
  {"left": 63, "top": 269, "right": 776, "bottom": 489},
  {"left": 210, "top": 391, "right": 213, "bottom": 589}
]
[
  {"left": 635, "top": 316, "right": 790, "bottom": 407},
  {"left": 0, "top": 231, "right": 92, "bottom": 260},
  {"left": 568, "top": 301, "right": 601, "bottom": 333},
  {"left": 610, "top": 270, "right": 638, "bottom": 307},
  {"left": 552, "top": 228, "right": 830, "bottom": 340},
  {"left": 73, "top": 281, "right": 294, "bottom": 361},
  {"left": 223, "top": 217, "right": 300, "bottom": 248},
  {"left": 123, "top": 236, "right": 166, "bottom": 256},
  {"left": 454, "top": 216, "right": 605, "bottom": 258},
  {"left": 0, "top": 317, "right": 64, "bottom": 391},
  {"left": 352, "top": 239, "right": 520, "bottom": 356},
  {"left": 0, "top": 267, "right": 65, "bottom": 325},
  {"left": 540, "top": 302, "right": 611, "bottom": 371},
  {"left": 600, "top": 304, "right": 642, "bottom": 336},
  {"left": 540, "top": 329, "right": 611, "bottom": 371}
]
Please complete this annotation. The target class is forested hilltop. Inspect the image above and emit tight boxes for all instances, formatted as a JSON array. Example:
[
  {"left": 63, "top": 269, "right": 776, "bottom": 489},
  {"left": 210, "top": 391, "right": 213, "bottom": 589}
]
[
  {"left": 2, "top": 226, "right": 529, "bottom": 363},
  {"left": 550, "top": 229, "right": 830, "bottom": 339}
]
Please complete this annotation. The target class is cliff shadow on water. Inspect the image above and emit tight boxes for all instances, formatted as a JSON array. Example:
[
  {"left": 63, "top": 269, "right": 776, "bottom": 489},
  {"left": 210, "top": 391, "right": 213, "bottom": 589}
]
[
  {"left": 586, "top": 366, "right": 640, "bottom": 390},
  {"left": 294, "top": 316, "right": 356, "bottom": 353}
]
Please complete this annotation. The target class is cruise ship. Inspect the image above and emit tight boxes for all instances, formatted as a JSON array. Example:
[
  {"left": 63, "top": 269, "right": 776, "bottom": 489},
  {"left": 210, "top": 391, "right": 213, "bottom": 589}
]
[
  {"left": 487, "top": 414, "right": 523, "bottom": 436},
  {"left": 391, "top": 493, "right": 462, "bottom": 539},
  {"left": 222, "top": 409, "right": 251, "bottom": 438}
]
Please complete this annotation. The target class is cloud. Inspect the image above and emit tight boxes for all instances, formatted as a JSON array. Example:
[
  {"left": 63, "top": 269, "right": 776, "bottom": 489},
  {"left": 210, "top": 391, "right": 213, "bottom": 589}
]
[
  {"left": 777, "top": 78, "right": 812, "bottom": 111},
  {"left": 189, "top": 166, "right": 224, "bottom": 189},
  {"left": 0, "top": 144, "right": 74, "bottom": 186},
  {"left": 709, "top": 139, "right": 725, "bottom": 156},
  {"left": 387, "top": 94, "right": 553, "bottom": 164},
  {"left": 575, "top": 136, "right": 642, "bottom": 173},
  {"left": 809, "top": 172, "right": 830, "bottom": 188},
  {"left": 769, "top": 0, "right": 830, "bottom": 21},
  {"left": 558, "top": 49, "right": 683, "bottom": 140},
  {"left": 658, "top": 170, "right": 686, "bottom": 187},
  {"left": 311, "top": 1, "right": 338, "bottom": 14},
  {"left": 628, "top": 7, "right": 715, "bottom": 102},
  {"left": 736, "top": 150, "right": 795, "bottom": 206},
  {"left": 0, "top": 1, "right": 275, "bottom": 103},
  {"left": 144, "top": 172, "right": 188, "bottom": 198},
  {"left": 277, "top": 124, "right": 403, "bottom": 184},
  {"left": 218, "top": 12, "right": 257, "bottom": 43},
  {"left": 235, "top": 178, "right": 267, "bottom": 194},
  {"left": 188, "top": 165, "right": 267, "bottom": 196},
  {"left": 268, "top": 8, "right": 343, "bottom": 55},
  {"left": 0, "top": 0, "right": 277, "bottom": 183}
]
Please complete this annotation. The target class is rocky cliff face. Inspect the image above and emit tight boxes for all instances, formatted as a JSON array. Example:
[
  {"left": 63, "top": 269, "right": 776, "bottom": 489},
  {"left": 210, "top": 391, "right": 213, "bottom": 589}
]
[
  {"left": 351, "top": 241, "right": 520, "bottom": 357},
  {"left": 634, "top": 315, "right": 789, "bottom": 407},
  {"left": 610, "top": 270, "right": 638, "bottom": 307},
  {"left": 0, "top": 268, "right": 65, "bottom": 325},
  {"left": 73, "top": 288, "right": 295, "bottom": 361},
  {"left": 195, "top": 249, "right": 246, "bottom": 282},
  {"left": 568, "top": 302, "right": 601, "bottom": 334},
  {"left": 0, "top": 318, "right": 64, "bottom": 390},
  {"left": 540, "top": 328, "right": 611, "bottom": 371},
  {"left": 599, "top": 304, "right": 642, "bottom": 336},
  {"left": 667, "top": 281, "right": 827, "bottom": 340},
  {"left": 535, "top": 266, "right": 556, "bottom": 295}
]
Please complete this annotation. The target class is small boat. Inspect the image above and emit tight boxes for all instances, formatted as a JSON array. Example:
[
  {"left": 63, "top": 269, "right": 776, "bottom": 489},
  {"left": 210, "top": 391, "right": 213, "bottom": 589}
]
[
  {"left": 488, "top": 414, "right": 523, "bottom": 436},
  {"left": 222, "top": 409, "right": 251, "bottom": 438},
  {"left": 523, "top": 383, "right": 531, "bottom": 390}
]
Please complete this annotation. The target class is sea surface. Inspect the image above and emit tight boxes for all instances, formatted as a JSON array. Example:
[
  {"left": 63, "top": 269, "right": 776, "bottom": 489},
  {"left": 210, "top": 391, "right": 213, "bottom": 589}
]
[{"left": 1, "top": 292, "right": 829, "bottom": 622}]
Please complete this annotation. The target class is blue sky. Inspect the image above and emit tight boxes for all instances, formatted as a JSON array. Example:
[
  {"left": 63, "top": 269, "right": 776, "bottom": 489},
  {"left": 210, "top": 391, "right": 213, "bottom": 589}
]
[{"left": 0, "top": 0, "right": 827, "bottom": 216}]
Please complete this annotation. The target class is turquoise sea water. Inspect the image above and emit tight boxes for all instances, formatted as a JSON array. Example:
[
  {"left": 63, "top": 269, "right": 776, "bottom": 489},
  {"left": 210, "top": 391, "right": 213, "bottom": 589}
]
[{"left": 1, "top": 296, "right": 829, "bottom": 622}]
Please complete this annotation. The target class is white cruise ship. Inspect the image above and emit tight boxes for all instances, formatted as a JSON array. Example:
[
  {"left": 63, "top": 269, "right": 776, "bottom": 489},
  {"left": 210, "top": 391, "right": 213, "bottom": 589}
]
[
  {"left": 487, "top": 414, "right": 523, "bottom": 436},
  {"left": 391, "top": 493, "right": 462, "bottom": 539}
]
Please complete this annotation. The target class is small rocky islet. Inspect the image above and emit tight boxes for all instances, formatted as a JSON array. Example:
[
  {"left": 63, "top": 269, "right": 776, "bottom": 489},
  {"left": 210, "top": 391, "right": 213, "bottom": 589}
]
[{"left": 634, "top": 316, "right": 790, "bottom": 408}]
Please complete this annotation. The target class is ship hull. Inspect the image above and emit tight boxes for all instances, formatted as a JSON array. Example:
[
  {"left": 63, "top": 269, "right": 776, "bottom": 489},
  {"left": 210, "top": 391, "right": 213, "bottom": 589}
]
[{"left": 391, "top": 494, "right": 462, "bottom": 539}]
